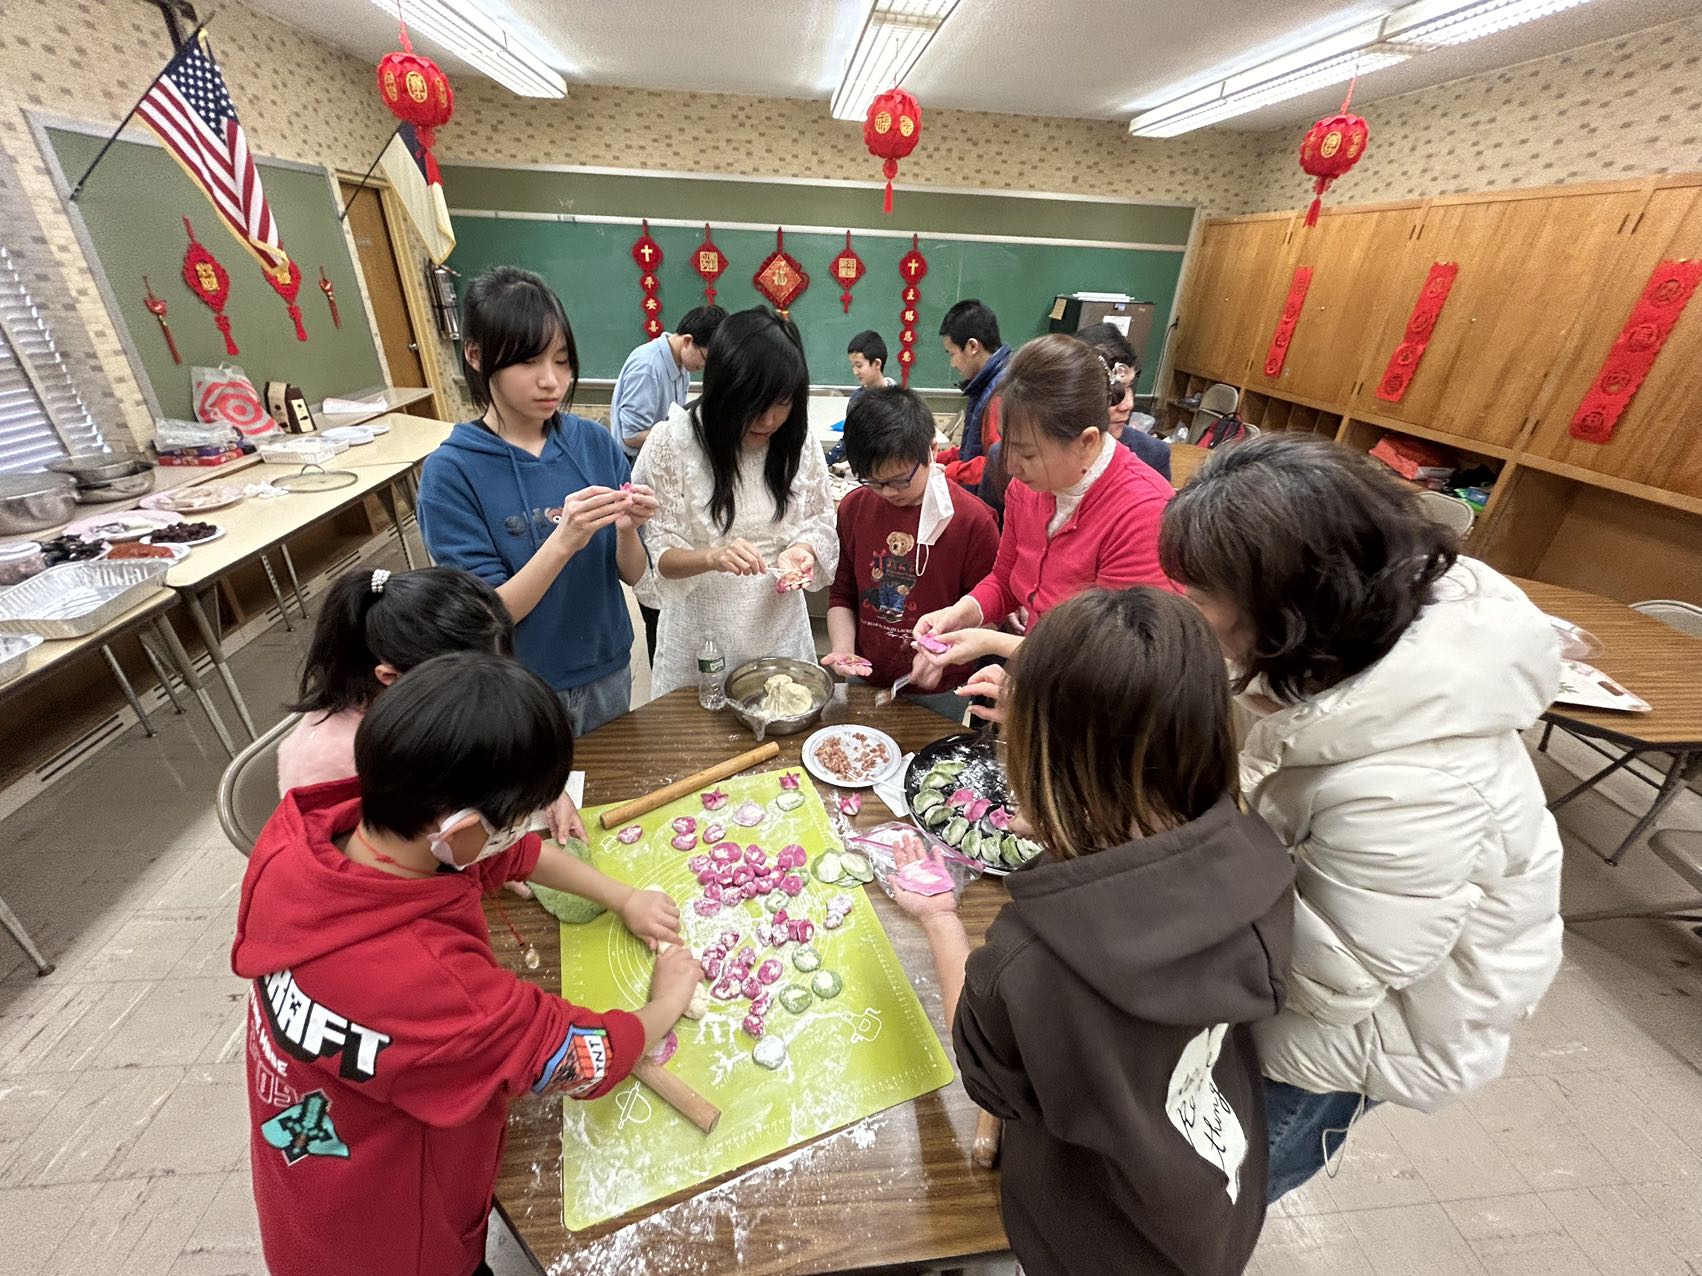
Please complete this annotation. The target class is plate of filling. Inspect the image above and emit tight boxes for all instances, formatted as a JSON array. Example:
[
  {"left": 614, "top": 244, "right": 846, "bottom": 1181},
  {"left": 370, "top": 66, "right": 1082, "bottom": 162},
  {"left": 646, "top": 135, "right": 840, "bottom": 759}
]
[
  {"left": 902, "top": 732, "right": 1044, "bottom": 875},
  {"left": 141, "top": 484, "right": 245, "bottom": 514},
  {"left": 802, "top": 725, "right": 903, "bottom": 789},
  {"left": 143, "top": 521, "right": 224, "bottom": 547},
  {"left": 102, "top": 540, "right": 189, "bottom": 564}
]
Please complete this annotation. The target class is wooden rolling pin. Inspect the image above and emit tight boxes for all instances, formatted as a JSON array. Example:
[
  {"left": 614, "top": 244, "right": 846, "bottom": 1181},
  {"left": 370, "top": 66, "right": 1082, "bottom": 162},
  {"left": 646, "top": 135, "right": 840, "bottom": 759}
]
[
  {"left": 972, "top": 1110, "right": 1003, "bottom": 1169},
  {"left": 598, "top": 742, "right": 781, "bottom": 829},
  {"left": 632, "top": 1059, "right": 721, "bottom": 1134}
]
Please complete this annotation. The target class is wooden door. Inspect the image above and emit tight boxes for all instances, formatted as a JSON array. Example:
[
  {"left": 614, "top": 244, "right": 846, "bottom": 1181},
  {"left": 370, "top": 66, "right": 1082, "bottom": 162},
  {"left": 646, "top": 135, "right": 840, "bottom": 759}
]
[
  {"left": 341, "top": 182, "right": 429, "bottom": 391},
  {"left": 1524, "top": 179, "right": 1702, "bottom": 498},
  {"left": 1346, "top": 186, "right": 1647, "bottom": 451},
  {"left": 1242, "top": 202, "right": 1425, "bottom": 406},
  {"left": 1171, "top": 214, "right": 1294, "bottom": 384}
]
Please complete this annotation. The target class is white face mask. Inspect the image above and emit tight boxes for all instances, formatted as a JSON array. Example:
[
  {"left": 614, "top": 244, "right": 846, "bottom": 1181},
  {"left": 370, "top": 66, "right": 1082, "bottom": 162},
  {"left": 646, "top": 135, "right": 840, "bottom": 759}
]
[
  {"left": 917, "top": 464, "right": 955, "bottom": 548},
  {"left": 427, "top": 809, "right": 527, "bottom": 871}
]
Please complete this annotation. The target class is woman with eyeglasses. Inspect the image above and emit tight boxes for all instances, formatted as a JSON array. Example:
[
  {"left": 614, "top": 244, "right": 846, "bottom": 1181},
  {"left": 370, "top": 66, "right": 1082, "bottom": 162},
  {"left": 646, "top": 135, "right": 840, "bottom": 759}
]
[
  {"left": 633, "top": 307, "right": 838, "bottom": 697},
  {"left": 909, "top": 333, "right": 1180, "bottom": 713},
  {"left": 821, "top": 385, "right": 999, "bottom": 717}
]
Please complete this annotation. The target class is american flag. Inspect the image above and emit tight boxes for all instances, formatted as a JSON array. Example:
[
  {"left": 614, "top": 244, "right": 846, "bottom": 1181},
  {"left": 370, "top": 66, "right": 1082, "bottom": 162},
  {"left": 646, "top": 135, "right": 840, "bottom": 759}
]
[{"left": 136, "top": 32, "right": 288, "bottom": 272}]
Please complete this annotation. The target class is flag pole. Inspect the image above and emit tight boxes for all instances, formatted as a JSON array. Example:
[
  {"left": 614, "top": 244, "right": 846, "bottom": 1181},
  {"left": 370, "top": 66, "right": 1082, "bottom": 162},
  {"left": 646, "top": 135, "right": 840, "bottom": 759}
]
[
  {"left": 338, "top": 124, "right": 404, "bottom": 222},
  {"left": 68, "top": 18, "right": 212, "bottom": 201}
]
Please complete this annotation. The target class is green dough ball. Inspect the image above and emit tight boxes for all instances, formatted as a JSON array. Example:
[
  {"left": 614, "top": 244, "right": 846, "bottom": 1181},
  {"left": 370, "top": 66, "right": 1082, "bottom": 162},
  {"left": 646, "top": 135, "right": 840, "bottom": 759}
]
[
  {"left": 753, "top": 1036, "right": 787, "bottom": 1069},
  {"left": 793, "top": 945, "right": 822, "bottom": 973},
  {"left": 763, "top": 892, "right": 789, "bottom": 914},
  {"left": 774, "top": 792, "right": 805, "bottom": 812},
  {"left": 810, "top": 969, "right": 843, "bottom": 999},
  {"left": 530, "top": 839, "right": 605, "bottom": 924},
  {"left": 778, "top": 984, "right": 813, "bottom": 1015}
]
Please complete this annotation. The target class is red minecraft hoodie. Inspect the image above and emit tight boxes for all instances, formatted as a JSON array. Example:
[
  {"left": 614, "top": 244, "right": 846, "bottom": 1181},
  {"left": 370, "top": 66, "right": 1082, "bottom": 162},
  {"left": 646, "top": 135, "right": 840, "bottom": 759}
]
[{"left": 231, "top": 778, "right": 643, "bottom": 1276}]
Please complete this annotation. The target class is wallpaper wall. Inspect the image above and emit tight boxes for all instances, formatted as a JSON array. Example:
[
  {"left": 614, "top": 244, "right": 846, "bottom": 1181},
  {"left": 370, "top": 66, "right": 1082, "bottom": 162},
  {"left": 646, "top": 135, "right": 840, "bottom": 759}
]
[{"left": 1242, "top": 13, "right": 1702, "bottom": 214}]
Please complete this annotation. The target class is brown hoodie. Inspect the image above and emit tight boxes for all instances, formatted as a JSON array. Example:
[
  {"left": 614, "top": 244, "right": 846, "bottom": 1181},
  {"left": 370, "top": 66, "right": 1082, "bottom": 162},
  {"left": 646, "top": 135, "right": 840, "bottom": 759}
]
[{"left": 953, "top": 796, "right": 1294, "bottom": 1276}]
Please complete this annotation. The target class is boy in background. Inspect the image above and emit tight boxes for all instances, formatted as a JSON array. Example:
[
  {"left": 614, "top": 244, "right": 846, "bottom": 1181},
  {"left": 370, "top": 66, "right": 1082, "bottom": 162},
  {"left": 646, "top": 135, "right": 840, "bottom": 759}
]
[
  {"left": 609, "top": 304, "right": 725, "bottom": 462},
  {"left": 234, "top": 652, "right": 698, "bottom": 1276},
  {"left": 935, "top": 299, "right": 1012, "bottom": 489},
  {"left": 825, "top": 387, "right": 999, "bottom": 719},
  {"left": 828, "top": 329, "right": 898, "bottom": 465}
]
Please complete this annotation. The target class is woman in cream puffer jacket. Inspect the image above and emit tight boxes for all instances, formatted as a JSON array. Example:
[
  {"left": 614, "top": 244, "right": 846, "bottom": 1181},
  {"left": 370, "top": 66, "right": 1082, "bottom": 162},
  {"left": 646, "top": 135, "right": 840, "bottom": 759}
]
[{"left": 1160, "top": 435, "right": 1564, "bottom": 1202}]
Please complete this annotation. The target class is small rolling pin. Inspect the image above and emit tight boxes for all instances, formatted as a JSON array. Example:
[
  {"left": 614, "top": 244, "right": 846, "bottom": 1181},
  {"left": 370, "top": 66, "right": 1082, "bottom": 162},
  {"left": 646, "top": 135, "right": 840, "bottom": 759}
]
[
  {"left": 632, "top": 1059, "right": 721, "bottom": 1134},
  {"left": 972, "top": 1110, "right": 1003, "bottom": 1169},
  {"left": 598, "top": 742, "right": 781, "bottom": 829}
]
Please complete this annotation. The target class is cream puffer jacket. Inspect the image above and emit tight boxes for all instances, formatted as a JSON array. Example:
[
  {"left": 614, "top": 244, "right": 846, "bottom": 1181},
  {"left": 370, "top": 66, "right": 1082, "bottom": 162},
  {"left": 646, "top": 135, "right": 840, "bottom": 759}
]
[{"left": 1244, "top": 559, "right": 1564, "bottom": 1111}]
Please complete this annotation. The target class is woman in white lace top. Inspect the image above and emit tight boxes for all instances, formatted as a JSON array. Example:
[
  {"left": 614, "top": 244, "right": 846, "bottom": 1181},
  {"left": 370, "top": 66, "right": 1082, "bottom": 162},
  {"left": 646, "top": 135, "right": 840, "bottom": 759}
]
[{"left": 634, "top": 309, "right": 838, "bottom": 698}]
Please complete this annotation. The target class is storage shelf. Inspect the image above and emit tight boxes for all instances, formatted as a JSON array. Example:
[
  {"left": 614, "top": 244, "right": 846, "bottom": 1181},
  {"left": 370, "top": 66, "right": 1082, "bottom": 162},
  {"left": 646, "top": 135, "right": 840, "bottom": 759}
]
[
  {"left": 1511, "top": 453, "right": 1702, "bottom": 518},
  {"left": 1347, "top": 415, "right": 1513, "bottom": 461}
]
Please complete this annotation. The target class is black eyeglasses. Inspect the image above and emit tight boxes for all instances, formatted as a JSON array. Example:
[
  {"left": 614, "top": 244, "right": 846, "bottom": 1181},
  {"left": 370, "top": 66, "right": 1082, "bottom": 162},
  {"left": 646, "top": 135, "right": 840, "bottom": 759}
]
[{"left": 857, "top": 460, "right": 924, "bottom": 493}]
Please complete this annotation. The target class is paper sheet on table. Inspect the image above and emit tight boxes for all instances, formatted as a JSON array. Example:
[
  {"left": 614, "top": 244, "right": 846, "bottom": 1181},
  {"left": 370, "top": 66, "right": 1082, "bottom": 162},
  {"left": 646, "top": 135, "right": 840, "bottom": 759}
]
[
  {"left": 872, "top": 753, "right": 914, "bottom": 818},
  {"left": 1554, "top": 661, "right": 1650, "bottom": 713},
  {"left": 320, "top": 396, "right": 387, "bottom": 413}
]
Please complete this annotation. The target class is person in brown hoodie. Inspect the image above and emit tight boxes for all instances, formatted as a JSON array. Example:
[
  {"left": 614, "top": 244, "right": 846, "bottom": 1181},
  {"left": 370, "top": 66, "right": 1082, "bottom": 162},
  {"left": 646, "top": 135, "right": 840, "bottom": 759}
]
[{"left": 891, "top": 587, "right": 1295, "bottom": 1276}]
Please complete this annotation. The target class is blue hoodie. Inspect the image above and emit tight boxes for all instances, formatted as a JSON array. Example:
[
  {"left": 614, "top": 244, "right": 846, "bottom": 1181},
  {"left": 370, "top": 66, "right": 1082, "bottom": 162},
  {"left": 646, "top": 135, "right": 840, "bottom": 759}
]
[
  {"left": 959, "top": 343, "right": 1012, "bottom": 463},
  {"left": 417, "top": 414, "right": 633, "bottom": 692}
]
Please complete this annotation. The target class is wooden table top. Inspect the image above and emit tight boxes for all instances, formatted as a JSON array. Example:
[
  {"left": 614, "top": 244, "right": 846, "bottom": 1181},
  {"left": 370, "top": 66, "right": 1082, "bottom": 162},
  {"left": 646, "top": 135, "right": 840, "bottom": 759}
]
[
  {"left": 1513, "top": 577, "right": 1702, "bottom": 750},
  {"left": 488, "top": 687, "right": 1010, "bottom": 1275}
]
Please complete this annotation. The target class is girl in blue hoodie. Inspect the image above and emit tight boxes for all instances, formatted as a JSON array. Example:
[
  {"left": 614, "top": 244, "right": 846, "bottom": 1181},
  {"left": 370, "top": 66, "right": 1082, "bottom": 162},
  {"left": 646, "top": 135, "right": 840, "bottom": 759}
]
[{"left": 418, "top": 268, "right": 655, "bottom": 735}]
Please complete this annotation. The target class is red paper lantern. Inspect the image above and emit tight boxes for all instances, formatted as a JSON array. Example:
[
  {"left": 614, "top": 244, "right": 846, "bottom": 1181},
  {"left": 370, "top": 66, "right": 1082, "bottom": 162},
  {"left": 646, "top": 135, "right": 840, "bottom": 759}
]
[
  {"left": 753, "top": 228, "right": 809, "bottom": 317},
  {"left": 895, "top": 235, "right": 928, "bottom": 387},
  {"left": 693, "top": 224, "right": 728, "bottom": 305},
  {"left": 181, "top": 217, "right": 238, "bottom": 356},
  {"left": 829, "top": 231, "right": 865, "bottom": 313},
  {"left": 1298, "top": 83, "right": 1368, "bottom": 228},
  {"left": 376, "top": 23, "right": 453, "bottom": 184},
  {"left": 864, "top": 88, "right": 922, "bottom": 214}
]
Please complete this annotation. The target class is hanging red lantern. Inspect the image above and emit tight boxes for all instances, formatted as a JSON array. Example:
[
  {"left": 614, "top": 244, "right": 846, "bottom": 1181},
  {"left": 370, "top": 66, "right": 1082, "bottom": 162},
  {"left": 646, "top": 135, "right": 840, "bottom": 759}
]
[
  {"left": 181, "top": 217, "right": 238, "bottom": 356},
  {"left": 693, "top": 224, "right": 728, "bottom": 306},
  {"left": 376, "top": 17, "right": 454, "bottom": 184},
  {"left": 632, "top": 219, "right": 664, "bottom": 338},
  {"left": 1297, "top": 81, "right": 1369, "bottom": 228},
  {"left": 753, "top": 227, "right": 809, "bottom": 317},
  {"left": 829, "top": 231, "right": 865, "bottom": 313},
  {"left": 864, "top": 88, "right": 922, "bottom": 214},
  {"left": 262, "top": 259, "right": 308, "bottom": 342},
  {"left": 896, "top": 235, "right": 928, "bottom": 387}
]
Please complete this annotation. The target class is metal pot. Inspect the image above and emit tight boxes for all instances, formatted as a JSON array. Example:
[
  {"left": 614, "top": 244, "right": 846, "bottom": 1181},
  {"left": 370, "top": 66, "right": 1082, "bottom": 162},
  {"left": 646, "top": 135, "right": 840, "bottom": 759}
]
[
  {"left": 70, "top": 465, "right": 157, "bottom": 504},
  {"left": 49, "top": 450, "right": 154, "bottom": 484},
  {"left": 725, "top": 657, "right": 835, "bottom": 738},
  {"left": 0, "top": 472, "right": 76, "bottom": 535}
]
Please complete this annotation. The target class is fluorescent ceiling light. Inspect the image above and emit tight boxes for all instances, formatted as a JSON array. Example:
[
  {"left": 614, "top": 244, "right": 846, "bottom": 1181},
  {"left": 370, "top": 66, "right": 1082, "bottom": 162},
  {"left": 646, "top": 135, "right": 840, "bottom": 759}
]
[
  {"left": 1131, "top": 0, "right": 1593, "bottom": 137},
  {"left": 1386, "top": 0, "right": 1594, "bottom": 47},
  {"left": 830, "top": 0, "right": 960, "bottom": 123},
  {"left": 372, "top": 0, "right": 568, "bottom": 99}
]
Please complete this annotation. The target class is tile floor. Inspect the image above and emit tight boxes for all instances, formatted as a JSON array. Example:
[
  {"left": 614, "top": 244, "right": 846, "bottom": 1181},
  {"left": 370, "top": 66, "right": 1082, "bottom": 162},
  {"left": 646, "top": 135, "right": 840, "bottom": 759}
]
[{"left": 0, "top": 541, "right": 1698, "bottom": 1275}]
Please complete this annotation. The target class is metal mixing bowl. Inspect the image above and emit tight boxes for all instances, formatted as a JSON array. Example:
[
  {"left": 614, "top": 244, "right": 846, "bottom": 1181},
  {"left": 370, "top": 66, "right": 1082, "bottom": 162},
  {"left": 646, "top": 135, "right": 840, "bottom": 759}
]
[
  {"left": 70, "top": 465, "right": 157, "bottom": 504},
  {"left": 49, "top": 451, "right": 154, "bottom": 484},
  {"left": 725, "top": 657, "right": 834, "bottom": 737},
  {"left": 0, "top": 472, "right": 76, "bottom": 535}
]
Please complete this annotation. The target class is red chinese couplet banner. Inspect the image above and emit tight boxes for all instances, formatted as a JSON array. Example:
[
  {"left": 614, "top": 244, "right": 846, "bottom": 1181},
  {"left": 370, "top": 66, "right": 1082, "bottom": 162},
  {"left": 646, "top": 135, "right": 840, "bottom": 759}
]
[
  {"left": 1263, "top": 266, "right": 1314, "bottom": 378},
  {"left": 1375, "top": 261, "right": 1459, "bottom": 403},
  {"left": 1569, "top": 257, "right": 1702, "bottom": 443}
]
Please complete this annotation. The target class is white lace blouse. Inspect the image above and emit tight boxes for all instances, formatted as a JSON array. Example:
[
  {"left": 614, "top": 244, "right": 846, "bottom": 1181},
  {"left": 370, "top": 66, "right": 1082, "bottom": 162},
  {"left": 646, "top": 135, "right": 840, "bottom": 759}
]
[{"left": 633, "top": 404, "right": 839, "bottom": 698}]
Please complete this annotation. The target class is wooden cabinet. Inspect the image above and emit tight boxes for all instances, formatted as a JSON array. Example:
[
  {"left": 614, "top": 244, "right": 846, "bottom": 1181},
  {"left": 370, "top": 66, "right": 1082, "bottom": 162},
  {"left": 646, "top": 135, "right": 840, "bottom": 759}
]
[
  {"left": 1170, "top": 212, "right": 1293, "bottom": 384},
  {"left": 1242, "top": 202, "right": 1425, "bottom": 407},
  {"left": 1346, "top": 185, "right": 1646, "bottom": 451},
  {"left": 1524, "top": 179, "right": 1702, "bottom": 497}
]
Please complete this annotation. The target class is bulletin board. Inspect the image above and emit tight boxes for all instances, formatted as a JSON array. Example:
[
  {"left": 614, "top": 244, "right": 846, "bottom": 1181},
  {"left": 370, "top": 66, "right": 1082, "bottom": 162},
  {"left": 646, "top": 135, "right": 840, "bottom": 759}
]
[{"left": 43, "top": 124, "right": 385, "bottom": 421}]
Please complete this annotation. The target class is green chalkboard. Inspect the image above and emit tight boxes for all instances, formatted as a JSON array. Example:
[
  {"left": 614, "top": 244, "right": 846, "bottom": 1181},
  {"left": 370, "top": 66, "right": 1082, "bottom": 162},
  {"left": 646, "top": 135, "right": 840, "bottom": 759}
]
[
  {"left": 446, "top": 217, "right": 1185, "bottom": 393},
  {"left": 46, "top": 126, "right": 384, "bottom": 421}
]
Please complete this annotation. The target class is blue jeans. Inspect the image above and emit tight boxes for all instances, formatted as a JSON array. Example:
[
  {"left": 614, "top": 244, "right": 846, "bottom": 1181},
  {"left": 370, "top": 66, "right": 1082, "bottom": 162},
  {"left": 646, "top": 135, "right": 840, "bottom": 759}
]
[
  {"left": 558, "top": 665, "right": 632, "bottom": 737},
  {"left": 1264, "top": 1078, "right": 1372, "bottom": 1204}
]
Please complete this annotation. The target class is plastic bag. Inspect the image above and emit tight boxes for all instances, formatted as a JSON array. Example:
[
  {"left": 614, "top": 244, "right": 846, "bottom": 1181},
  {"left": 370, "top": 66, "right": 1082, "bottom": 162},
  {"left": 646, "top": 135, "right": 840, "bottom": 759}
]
[
  {"left": 192, "top": 364, "right": 279, "bottom": 439},
  {"left": 153, "top": 416, "right": 238, "bottom": 451},
  {"left": 847, "top": 821, "right": 979, "bottom": 903}
]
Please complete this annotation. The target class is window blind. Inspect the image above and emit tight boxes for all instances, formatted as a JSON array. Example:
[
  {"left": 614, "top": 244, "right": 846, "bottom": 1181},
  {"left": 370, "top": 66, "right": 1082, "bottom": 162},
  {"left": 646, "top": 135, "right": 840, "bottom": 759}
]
[{"left": 0, "top": 244, "right": 106, "bottom": 475}]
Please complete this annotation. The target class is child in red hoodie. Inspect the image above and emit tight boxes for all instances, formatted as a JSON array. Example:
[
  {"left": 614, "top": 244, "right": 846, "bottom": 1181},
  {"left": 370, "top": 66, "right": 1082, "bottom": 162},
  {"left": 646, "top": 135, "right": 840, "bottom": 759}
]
[{"left": 232, "top": 652, "right": 701, "bottom": 1276}]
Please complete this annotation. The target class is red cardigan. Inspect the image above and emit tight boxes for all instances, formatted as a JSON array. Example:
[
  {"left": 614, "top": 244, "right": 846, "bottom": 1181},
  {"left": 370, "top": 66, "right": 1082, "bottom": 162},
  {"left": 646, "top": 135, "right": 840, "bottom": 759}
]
[{"left": 968, "top": 442, "right": 1178, "bottom": 625}]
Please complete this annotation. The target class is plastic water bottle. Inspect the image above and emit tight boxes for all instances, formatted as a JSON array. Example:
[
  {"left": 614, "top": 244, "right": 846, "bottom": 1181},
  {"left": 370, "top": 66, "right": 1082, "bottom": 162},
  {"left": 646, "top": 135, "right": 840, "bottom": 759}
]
[{"left": 697, "top": 634, "right": 726, "bottom": 710}]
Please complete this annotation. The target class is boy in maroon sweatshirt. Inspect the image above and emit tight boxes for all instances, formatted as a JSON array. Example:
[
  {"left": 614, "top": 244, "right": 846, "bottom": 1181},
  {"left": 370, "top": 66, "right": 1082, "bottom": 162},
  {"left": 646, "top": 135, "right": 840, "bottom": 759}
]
[
  {"left": 825, "top": 387, "right": 998, "bottom": 715},
  {"left": 233, "top": 652, "right": 700, "bottom": 1276}
]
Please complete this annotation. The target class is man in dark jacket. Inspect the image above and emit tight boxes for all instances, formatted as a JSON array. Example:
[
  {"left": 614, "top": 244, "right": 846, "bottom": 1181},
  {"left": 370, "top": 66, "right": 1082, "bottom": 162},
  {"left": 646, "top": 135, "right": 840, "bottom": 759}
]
[{"left": 935, "top": 299, "right": 1011, "bottom": 489}]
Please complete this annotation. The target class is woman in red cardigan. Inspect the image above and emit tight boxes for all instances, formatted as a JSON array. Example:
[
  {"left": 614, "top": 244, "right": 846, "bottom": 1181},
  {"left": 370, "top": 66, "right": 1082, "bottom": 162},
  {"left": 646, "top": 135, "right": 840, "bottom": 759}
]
[{"left": 910, "top": 333, "right": 1177, "bottom": 705}]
